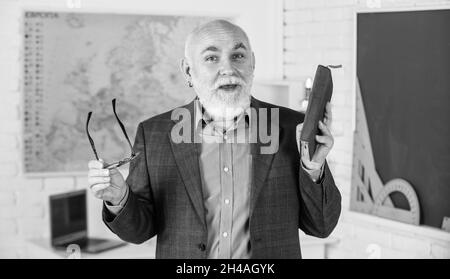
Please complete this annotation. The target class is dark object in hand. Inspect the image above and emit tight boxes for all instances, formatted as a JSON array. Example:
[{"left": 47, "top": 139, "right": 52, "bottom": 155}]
[{"left": 300, "top": 65, "right": 336, "bottom": 158}]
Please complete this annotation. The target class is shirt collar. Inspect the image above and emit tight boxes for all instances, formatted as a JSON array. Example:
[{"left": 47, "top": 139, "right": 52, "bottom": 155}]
[{"left": 194, "top": 98, "right": 251, "bottom": 133}]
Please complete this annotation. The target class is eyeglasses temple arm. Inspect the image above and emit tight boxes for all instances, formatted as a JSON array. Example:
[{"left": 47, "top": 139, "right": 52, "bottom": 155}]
[
  {"left": 112, "top": 98, "right": 135, "bottom": 156},
  {"left": 86, "top": 111, "right": 99, "bottom": 160}
]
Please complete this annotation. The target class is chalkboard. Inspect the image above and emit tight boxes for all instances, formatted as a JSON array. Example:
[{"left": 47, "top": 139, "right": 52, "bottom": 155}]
[{"left": 356, "top": 9, "right": 450, "bottom": 229}]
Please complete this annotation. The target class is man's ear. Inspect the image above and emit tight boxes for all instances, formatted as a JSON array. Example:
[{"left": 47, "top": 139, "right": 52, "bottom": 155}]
[{"left": 180, "top": 58, "right": 191, "bottom": 81}]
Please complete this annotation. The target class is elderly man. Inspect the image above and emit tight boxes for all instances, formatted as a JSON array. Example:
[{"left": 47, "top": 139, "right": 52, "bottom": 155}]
[{"left": 87, "top": 19, "right": 341, "bottom": 259}]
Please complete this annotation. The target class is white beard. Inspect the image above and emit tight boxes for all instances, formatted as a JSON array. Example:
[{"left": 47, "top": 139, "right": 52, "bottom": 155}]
[{"left": 192, "top": 75, "right": 252, "bottom": 121}]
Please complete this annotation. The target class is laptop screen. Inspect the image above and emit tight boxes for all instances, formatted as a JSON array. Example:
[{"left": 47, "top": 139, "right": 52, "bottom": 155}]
[{"left": 50, "top": 189, "right": 87, "bottom": 246}]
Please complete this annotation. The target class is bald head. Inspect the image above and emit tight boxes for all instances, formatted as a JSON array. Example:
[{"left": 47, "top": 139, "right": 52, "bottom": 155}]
[{"left": 184, "top": 19, "right": 252, "bottom": 63}]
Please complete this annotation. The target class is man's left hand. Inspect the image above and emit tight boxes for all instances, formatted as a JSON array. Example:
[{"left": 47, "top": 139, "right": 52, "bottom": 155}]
[{"left": 296, "top": 102, "right": 334, "bottom": 171}]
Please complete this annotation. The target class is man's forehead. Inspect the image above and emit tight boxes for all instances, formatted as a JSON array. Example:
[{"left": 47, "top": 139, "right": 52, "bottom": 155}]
[
  {"left": 198, "top": 41, "right": 248, "bottom": 54},
  {"left": 194, "top": 28, "right": 247, "bottom": 45},
  {"left": 186, "top": 21, "right": 251, "bottom": 56}
]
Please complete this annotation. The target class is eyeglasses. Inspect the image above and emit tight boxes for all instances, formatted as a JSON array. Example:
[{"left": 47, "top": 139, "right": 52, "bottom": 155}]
[{"left": 86, "top": 98, "right": 139, "bottom": 169}]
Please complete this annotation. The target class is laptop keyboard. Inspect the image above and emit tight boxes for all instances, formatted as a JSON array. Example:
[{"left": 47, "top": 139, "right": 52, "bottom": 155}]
[
  {"left": 56, "top": 237, "right": 125, "bottom": 253},
  {"left": 86, "top": 238, "right": 109, "bottom": 246},
  {"left": 70, "top": 238, "right": 107, "bottom": 248}
]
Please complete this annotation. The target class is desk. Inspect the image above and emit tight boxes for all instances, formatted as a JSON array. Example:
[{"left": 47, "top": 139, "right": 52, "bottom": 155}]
[
  {"left": 27, "top": 237, "right": 156, "bottom": 259},
  {"left": 27, "top": 235, "right": 337, "bottom": 259}
]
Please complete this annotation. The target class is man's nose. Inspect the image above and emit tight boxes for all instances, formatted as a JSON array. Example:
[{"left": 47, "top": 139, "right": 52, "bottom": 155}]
[{"left": 218, "top": 59, "right": 235, "bottom": 76}]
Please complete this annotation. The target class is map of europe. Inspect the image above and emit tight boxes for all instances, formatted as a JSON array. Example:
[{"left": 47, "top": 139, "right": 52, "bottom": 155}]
[{"left": 23, "top": 12, "right": 211, "bottom": 173}]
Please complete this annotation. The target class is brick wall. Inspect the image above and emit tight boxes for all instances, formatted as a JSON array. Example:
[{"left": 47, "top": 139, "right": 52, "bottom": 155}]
[{"left": 283, "top": 0, "right": 450, "bottom": 258}]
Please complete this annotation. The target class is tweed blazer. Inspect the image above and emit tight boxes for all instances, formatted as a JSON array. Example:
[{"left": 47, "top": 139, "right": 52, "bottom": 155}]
[{"left": 103, "top": 96, "right": 341, "bottom": 259}]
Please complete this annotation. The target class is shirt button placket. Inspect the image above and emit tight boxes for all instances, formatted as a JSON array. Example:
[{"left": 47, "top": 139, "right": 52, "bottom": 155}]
[{"left": 219, "top": 141, "right": 232, "bottom": 258}]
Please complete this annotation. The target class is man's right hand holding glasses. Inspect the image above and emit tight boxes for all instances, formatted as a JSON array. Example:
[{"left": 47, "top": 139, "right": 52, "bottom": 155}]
[
  {"left": 86, "top": 99, "right": 137, "bottom": 209},
  {"left": 87, "top": 159, "right": 128, "bottom": 206}
]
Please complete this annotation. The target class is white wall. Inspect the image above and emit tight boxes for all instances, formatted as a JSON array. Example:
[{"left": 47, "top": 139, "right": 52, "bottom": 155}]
[
  {"left": 283, "top": 0, "right": 450, "bottom": 258},
  {"left": 0, "top": 0, "right": 279, "bottom": 258}
]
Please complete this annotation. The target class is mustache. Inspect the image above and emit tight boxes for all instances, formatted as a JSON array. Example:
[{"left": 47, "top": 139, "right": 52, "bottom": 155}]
[{"left": 213, "top": 77, "right": 246, "bottom": 89}]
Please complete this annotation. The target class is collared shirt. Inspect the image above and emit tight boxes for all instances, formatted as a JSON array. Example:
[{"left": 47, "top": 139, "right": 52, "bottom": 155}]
[{"left": 194, "top": 101, "right": 252, "bottom": 259}]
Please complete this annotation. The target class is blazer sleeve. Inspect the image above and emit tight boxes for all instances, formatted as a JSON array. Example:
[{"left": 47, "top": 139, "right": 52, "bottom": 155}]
[
  {"left": 297, "top": 160, "right": 341, "bottom": 238},
  {"left": 102, "top": 122, "right": 157, "bottom": 244}
]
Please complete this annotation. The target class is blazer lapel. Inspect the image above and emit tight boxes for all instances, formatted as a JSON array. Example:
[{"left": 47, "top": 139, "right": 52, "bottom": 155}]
[
  {"left": 249, "top": 97, "right": 281, "bottom": 218},
  {"left": 168, "top": 98, "right": 206, "bottom": 229}
]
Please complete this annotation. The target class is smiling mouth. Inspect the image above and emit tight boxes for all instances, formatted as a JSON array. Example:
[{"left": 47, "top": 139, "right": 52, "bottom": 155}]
[{"left": 218, "top": 84, "right": 240, "bottom": 91}]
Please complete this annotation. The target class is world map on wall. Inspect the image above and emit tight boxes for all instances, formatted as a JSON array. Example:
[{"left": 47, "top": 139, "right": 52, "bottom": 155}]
[{"left": 23, "top": 12, "right": 212, "bottom": 173}]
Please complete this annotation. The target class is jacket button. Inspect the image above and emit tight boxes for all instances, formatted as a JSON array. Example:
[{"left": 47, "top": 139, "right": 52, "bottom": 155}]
[{"left": 198, "top": 243, "right": 206, "bottom": 251}]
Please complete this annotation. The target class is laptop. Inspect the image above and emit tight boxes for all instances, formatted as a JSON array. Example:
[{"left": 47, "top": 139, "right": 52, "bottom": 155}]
[{"left": 49, "top": 189, "right": 126, "bottom": 253}]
